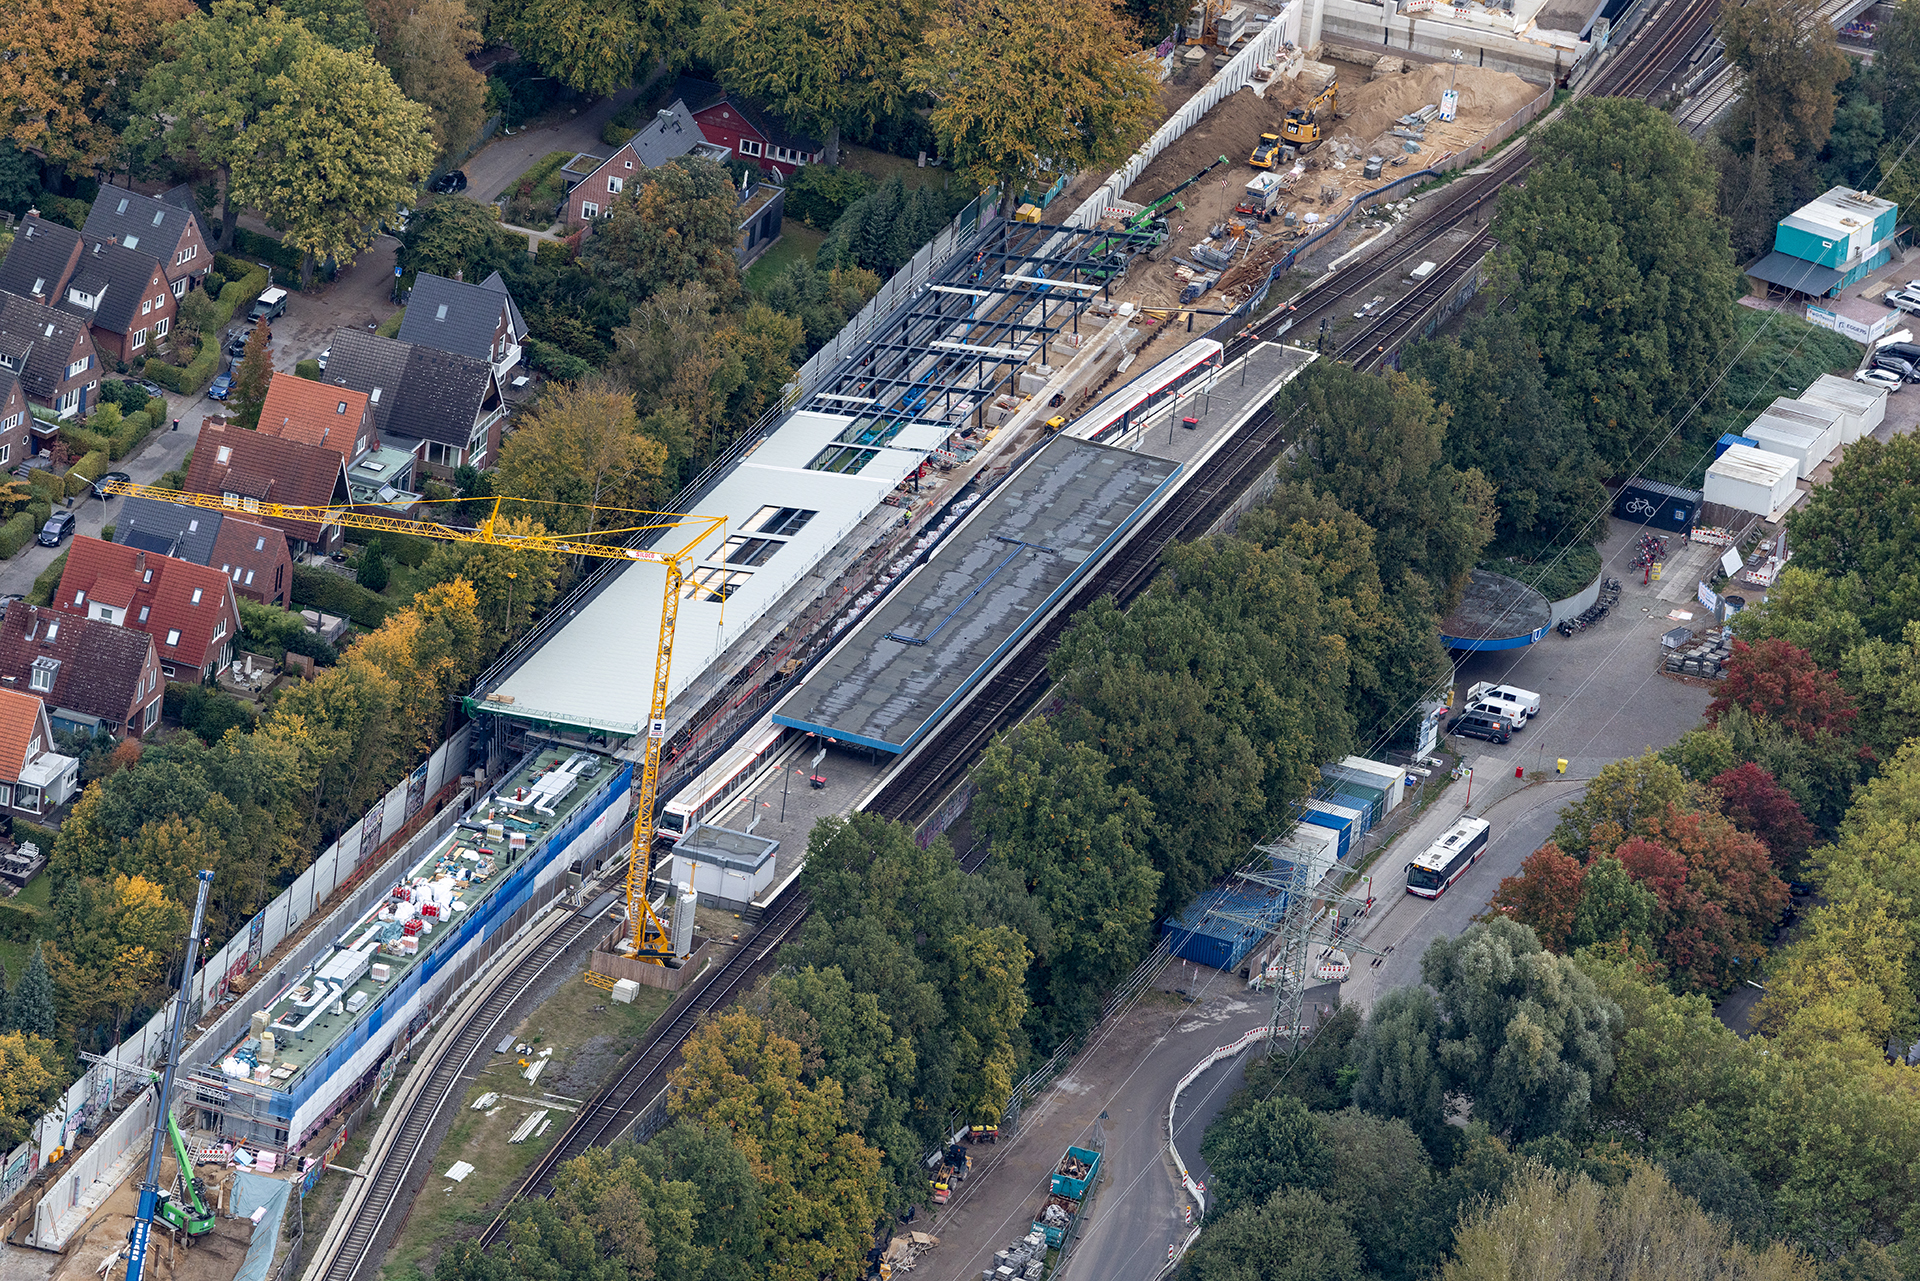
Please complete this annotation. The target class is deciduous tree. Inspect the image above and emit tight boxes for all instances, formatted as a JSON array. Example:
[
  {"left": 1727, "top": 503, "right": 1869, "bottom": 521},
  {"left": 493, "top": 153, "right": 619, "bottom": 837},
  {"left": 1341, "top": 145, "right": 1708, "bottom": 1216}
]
[
  {"left": 368, "top": 0, "right": 489, "bottom": 155},
  {"left": 1568, "top": 855, "right": 1659, "bottom": 957},
  {"left": 494, "top": 0, "right": 698, "bottom": 96},
  {"left": 1486, "top": 843, "right": 1586, "bottom": 952},
  {"left": 493, "top": 380, "right": 671, "bottom": 535},
  {"left": 229, "top": 44, "right": 435, "bottom": 284},
  {"left": 1709, "top": 762, "right": 1816, "bottom": 868},
  {"left": 973, "top": 719, "right": 1160, "bottom": 1036},
  {"left": 1181, "top": 1188, "right": 1366, "bottom": 1281},
  {"left": 586, "top": 159, "right": 744, "bottom": 304},
  {"left": 1199, "top": 1094, "right": 1332, "bottom": 1215},
  {"left": 128, "top": 2, "right": 318, "bottom": 252},
  {"left": 1421, "top": 916, "right": 1623, "bottom": 1142},
  {"left": 697, "top": 0, "right": 925, "bottom": 164},
  {"left": 1785, "top": 433, "right": 1920, "bottom": 641},
  {"left": 947, "top": 925, "right": 1029, "bottom": 1125},
  {"left": 668, "top": 1010, "right": 885, "bottom": 1281},
  {"left": 1708, "top": 638, "right": 1861, "bottom": 743},
  {"left": 0, "top": 1031, "right": 64, "bottom": 1146},
  {"left": 397, "top": 197, "right": 521, "bottom": 282},
  {"left": 1349, "top": 985, "right": 1449, "bottom": 1159},
  {"left": 1550, "top": 750, "right": 1692, "bottom": 859},
  {"left": 907, "top": 0, "right": 1159, "bottom": 208},
  {"left": 0, "top": 0, "right": 192, "bottom": 169},
  {"left": 1491, "top": 98, "right": 1743, "bottom": 473}
]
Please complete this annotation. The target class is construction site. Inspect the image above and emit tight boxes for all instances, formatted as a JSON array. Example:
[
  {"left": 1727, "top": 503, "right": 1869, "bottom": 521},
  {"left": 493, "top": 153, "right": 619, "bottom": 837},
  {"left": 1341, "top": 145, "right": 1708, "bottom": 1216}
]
[{"left": 1082, "top": 56, "right": 1540, "bottom": 353}]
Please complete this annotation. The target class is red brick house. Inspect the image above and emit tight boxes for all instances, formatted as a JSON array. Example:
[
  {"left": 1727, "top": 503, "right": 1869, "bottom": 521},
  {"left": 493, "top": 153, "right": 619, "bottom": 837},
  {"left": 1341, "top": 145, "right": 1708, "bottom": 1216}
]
[
  {"left": 84, "top": 187, "right": 213, "bottom": 298},
  {"left": 0, "top": 687, "right": 79, "bottom": 819},
  {"left": 0, "top": 215, "right": 179, "bottom": 364},
  {"left": 675, "top": 77, "right": 822, "bottom": 178},
  {"left": 0, "top": 604, "right": 164, "bottom": 738},
  {"left": 0, "top": 370, "right": 28, "bottom": 470},
  {"left": 53, "top": 537, "right": 242, "bottom": 682},
  {"left": 0, "top": 290, "right": 101, "bottom": 422},
  {"left": 186, "top": 421, "right": 351, "bottom": 556},
  {"left": 209, "top": 517, "right": 295, "bottom": 609}
]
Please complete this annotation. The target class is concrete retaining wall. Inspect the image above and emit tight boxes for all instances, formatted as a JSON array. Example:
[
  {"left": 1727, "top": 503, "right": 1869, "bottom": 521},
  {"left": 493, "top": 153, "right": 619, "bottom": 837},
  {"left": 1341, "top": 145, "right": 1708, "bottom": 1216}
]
[{"left": 1548, "top": 571, "right": 1604, "bottom": 625}]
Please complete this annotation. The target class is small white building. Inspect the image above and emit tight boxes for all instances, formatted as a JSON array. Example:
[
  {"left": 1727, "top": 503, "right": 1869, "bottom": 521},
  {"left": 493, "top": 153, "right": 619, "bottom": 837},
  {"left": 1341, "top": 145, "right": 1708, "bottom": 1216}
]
[
  {"left": 1705, "top": 444, "right": 1798, "bottom": 518},
  {"left": 1744, "top": 416, "right": 1826, "bottom": 478},
  {"left": 1765, "top": 397, "right": 1842, "bottom": 462},
  {"left": 666, "top": 823, "right": 778, "bottom": 910},
  {"left": 1798, "top": 374, "right": 1883, "bottom": 443}
]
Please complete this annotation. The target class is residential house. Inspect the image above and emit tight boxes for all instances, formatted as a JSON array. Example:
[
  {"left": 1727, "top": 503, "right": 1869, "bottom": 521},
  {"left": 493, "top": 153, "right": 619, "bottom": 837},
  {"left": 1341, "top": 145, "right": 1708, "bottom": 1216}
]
[
  {"left": 0, "top": 214, "right": 179, "bottom": 364},
  {"left": 83, "top": 187, "right": 213, "bottom": 297},
  {"left": 114, "top": 495, "right": 294, "bottom": 609},
  {"left": 53, "top": 537, "right": 242, "bottom": 682},
  {"left": 256, "top": 373, "right": 378, "bottom": 466},
  {"left": 0, "top": 687, "right": 79, "bottom": 820},
  {"left": 0, "top": 290, "right": 101, "bottom": 422},
  {"left": 563, "top": 100, "right": 731, "bottom": 231},
  {"left": 0, "top": 370, "right": 27, "bottom": 470},
  {"left": 0, "top": 604, "right": 164, "bottom": 738},
  {"left": 184, "top": 421, "right": 351, "bottom": 555},
  {"left": 397, "top": 272, "right": 527, "bottom": 384},
  {"left": 675, "top": 77, "right": 822, "bottom": 178},
  {"left": 323, "top": 327, "right": 505, "bottom": 479}
]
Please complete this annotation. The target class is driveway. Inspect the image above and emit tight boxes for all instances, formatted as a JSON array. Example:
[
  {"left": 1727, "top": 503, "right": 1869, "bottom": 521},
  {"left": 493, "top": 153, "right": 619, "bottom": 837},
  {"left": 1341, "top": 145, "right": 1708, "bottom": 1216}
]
[{"left": 457, "top": 87, "right": 647, "bottom": 206}]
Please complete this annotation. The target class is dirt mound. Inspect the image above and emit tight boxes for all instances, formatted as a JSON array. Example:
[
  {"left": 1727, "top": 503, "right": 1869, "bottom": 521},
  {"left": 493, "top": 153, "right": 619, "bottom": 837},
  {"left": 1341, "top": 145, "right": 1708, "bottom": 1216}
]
[
  {"left": 1334, "top": 64, "right": 1539, "bottom": 146},
  {"left": 1127, "top": 88, "right": 1285, "bottom": 205}
]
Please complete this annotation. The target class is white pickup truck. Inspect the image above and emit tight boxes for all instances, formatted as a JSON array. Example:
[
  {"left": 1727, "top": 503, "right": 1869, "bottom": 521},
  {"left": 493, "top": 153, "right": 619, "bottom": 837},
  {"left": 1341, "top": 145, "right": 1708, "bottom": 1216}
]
[{"left": 1464, "top": 682, "right": 1540, "bottom": 724}]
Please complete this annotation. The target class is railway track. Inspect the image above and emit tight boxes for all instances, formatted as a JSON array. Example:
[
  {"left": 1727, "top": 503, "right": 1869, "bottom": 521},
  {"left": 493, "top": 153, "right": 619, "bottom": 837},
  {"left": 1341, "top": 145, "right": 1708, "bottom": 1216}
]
[
  {"left": 1338, "top": 227, "right": 1498, "bottom": 370},
  {"left": 310, "top": 8, "right": 1756, "bottom": 1277},
  {"left": 474, "top": 886, "right": 812, "bottom": 1247},
  {"left": 314, "top": 894, "right": 616, "bottom": 1281}
]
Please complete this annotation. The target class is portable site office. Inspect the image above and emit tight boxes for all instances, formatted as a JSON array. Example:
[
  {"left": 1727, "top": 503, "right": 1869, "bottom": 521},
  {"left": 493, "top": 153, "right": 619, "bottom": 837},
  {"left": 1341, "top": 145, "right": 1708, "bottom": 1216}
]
[
  {"left": 1338, "top": 756, "right": 1407, "bottom": 810},
  {"left": 1320, "top": 767, "right": 1387, "bottom": 824}
]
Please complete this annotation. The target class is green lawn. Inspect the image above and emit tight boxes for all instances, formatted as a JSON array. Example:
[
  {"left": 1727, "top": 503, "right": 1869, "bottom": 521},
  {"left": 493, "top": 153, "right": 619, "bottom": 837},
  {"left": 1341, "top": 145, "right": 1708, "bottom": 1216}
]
[
  {"left": 0, "top": 871, "right": 55, "bottom": 983},
  {"left": 839, "top": 146, "right": 953, "bottom": 192},
  {"left": 745, "top": 223, "right": 826, "bottom": 293}
]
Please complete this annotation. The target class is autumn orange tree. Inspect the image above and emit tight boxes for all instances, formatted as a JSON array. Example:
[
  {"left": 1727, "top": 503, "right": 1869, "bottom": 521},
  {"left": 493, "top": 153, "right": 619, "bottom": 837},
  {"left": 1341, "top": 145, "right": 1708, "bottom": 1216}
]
[
  {"left": 0, "top": 0, "right": 192, "bottom": 169},
  {"left": 44, "top": 874, "right": 188, "bottom": 1047},
  {"left": 670, "top": 1010, "right": 886, "bottom": 1281},
  {"left": 907, "top": 0, "right": 1159, "bottom": 208}
]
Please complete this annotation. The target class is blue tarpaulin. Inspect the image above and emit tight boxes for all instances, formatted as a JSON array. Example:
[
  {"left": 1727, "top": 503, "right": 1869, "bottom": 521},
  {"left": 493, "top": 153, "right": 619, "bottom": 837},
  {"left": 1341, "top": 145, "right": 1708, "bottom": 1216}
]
[{"left": 229, "top": 1171, "right": 291, "bottom": 1281}]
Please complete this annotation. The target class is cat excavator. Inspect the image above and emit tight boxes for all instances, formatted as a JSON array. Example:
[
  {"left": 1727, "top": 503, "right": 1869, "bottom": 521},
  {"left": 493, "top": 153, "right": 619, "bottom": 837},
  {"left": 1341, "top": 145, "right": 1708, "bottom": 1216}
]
[{"left": 1282, "top": 79, "right": 1338, "bottom": 158}]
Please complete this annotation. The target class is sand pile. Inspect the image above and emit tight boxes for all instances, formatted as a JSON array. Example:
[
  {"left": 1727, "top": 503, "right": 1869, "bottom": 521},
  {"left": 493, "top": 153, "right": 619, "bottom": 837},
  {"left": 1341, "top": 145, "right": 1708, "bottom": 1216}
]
[{"left": 1334, "top": 64, "right": 1539, "bottom": 145}]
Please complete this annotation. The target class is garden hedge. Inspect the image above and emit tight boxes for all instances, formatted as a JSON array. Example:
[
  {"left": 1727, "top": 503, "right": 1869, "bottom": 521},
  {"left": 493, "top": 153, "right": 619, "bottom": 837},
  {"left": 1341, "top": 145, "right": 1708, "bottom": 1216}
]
[
  {"left": 0, "top": 513, "right": 36, "bottom": 559},
  {"left": 292, "top": 565, "right": 388, "bottom": 629}
]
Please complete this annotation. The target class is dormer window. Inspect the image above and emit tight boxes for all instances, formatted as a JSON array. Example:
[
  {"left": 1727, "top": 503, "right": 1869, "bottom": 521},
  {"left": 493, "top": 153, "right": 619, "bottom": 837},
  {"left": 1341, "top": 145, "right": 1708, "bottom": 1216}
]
[{"left": 29, "top": 657, "right": 57, "bottom": 693}]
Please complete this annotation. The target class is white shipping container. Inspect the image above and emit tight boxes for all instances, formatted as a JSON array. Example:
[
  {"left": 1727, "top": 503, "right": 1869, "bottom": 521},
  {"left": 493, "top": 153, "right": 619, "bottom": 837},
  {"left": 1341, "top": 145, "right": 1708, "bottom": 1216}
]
[
  {"left": 1742, "top": 418, "right": 1822, "bottom": 478},
  {"left": 1803, "top": 373, "right": 1883, "bottom": 440},
  {"left": 1338, "top": 756, "right": 1407, "bottom": 810},
  {"left": 1766, "top": 398, "right": 1841, "bottom": 462},
  {"left": 1704, "top": 444, "right": 1797, "bottom": 517}
]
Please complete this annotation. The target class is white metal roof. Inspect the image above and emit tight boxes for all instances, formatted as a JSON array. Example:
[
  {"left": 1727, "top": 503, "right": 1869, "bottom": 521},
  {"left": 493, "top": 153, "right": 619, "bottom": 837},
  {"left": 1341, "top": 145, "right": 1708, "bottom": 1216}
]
[
  {"left": 484, "top": 410, "right": 927, "bottom": 735},
  {"left": 1709, "top": 443, "right": 1796, "bottom": 484}
]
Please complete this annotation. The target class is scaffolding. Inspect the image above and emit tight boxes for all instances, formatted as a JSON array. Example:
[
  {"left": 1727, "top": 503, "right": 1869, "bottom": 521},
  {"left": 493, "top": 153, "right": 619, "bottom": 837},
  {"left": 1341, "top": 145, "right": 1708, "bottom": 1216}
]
[{"left": 800, "top": 219, "right": 1159, "bottom": 434}]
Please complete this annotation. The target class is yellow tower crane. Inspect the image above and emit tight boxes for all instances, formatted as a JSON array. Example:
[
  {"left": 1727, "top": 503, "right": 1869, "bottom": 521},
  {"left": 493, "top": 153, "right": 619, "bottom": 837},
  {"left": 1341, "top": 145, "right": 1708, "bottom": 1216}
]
[{"left": 100, "top": 481, "right": 726, "bottom": 962}]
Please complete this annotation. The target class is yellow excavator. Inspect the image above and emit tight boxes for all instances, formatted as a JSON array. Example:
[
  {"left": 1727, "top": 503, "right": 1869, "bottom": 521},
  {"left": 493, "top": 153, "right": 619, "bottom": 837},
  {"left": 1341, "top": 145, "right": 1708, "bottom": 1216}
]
[{"left": 1282, "top": 79, "right": 1338, "bottom": 158}]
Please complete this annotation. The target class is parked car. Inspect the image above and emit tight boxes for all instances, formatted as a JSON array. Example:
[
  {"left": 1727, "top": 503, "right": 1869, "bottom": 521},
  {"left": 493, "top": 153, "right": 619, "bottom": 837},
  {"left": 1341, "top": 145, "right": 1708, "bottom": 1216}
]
[
  {"left": 209, "top": 369, "right": 234, "bottom": 400},
  {"left": 248, "top": 286, "right": 289, "bottom": 324},
  {"left": 1450, "top": 710, "right": 1514, "bottom": 744},
  {"left": 1855, "top": 367, "right": 1905, "bottom": 391},
  {"left": 131, "top": 378, "right": 168, "bottom": 400},
  {"left": 37, "top": 510, "right": 77, "bottom": 547},
  {"left": 1463, "top": 699, "right": 1524, "bottom": 730},
  {"left": 430, "top": 170, "right": 468, "bottom": 194},
  {"left": 226, "top": 329, "right": 251, "bottom": 360},
  {"left": 317, "top": 346, "right": 330, "bottom": 372},
  {"left": 1873, "top": 355, "right": 1916, "bottom": 380},
  {"left": 1464, "top": 681, "right": 1540, "bottom": 722},
  {"left": 89, "top": 471, "right": 132, "bottom": 498}
]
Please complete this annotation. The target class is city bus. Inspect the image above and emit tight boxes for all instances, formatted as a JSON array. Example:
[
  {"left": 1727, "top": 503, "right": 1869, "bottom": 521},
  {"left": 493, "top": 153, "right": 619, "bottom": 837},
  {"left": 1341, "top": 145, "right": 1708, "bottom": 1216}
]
[{"left": 1405, "top": 817, "right": 1492, "bottom": 898}]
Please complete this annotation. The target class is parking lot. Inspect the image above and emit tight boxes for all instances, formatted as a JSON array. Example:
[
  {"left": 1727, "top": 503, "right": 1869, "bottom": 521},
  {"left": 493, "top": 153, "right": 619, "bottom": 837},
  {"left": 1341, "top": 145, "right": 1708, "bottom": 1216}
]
[{"left": 1445, "top": 517, "right": 1717, "bottom": 781}]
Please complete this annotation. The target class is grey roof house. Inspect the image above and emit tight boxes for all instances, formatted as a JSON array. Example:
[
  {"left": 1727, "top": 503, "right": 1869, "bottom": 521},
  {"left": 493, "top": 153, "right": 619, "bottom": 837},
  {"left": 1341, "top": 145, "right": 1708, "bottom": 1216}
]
[
  {"left": 322, "top": 327, "right": 506, "bottom": 477},
  {"left": 396, "top": 271, "right": 527, "bottom": 384},
  {"left": 83, "top": 188, "right": 212, "bottom": 295}
]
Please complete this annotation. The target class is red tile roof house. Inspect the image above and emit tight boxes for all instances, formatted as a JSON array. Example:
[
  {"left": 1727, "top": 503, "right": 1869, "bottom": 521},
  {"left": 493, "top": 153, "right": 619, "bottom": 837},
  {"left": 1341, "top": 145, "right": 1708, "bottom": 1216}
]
[
  {"left": 0, "top": 289, "right": 102, "bottom": 423},
  {"left": 0, "top": 604, "right": 164, "bottom": 738},
  {"left": 0, "top": 214, "right": 179, "bottom": 365},
  {"left": 84, "top": 186, "right": 213, "bottom": 300},
  {"left": 676, "top": 77, "right": 822, "bottom": 178},
  {"left": 186, "top": 420, "right": 352, "bottom": 557},
  {"left": 54, "top": 537, "right": 242, "bottom": 682},
  {"left": 0, "top": 686, "right": 79, "bottom": 820}
]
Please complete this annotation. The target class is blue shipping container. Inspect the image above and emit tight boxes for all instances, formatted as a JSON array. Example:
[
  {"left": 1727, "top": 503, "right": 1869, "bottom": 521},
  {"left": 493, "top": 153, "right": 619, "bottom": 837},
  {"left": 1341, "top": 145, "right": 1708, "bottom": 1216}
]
[
  {"left": 1321, "top": 770, "right": 1387, "bottom": 824},
  {"left": 1716, "top": 433, "right": 1759, "bottom": 458},
  {"left": 1305, "top": 798, "right": 1366, "bottom": 841},
  {"left": 1300, "top": 807, "right": 1353, "bottom": 860},
  {"left": 1161, "top": 884, "right": 1288, "bottom": 970}
]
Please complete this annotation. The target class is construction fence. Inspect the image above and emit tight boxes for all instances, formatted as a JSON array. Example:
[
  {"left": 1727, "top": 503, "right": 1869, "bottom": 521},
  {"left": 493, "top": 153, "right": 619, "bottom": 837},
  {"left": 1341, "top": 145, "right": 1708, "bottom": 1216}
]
[{"left": 0, "top": 726, "right": 475, "bottom": 1231}]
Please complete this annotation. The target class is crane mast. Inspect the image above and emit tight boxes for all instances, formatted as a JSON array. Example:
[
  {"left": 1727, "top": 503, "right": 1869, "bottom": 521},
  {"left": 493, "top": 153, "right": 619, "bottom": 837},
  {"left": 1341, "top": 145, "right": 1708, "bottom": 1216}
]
[{"left": 100, "top": 483, "right": 728, "bottom": 962}]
